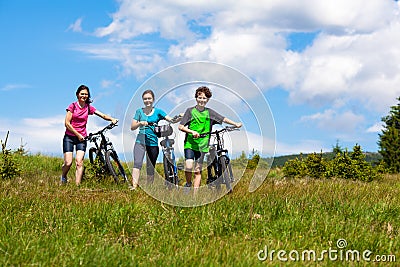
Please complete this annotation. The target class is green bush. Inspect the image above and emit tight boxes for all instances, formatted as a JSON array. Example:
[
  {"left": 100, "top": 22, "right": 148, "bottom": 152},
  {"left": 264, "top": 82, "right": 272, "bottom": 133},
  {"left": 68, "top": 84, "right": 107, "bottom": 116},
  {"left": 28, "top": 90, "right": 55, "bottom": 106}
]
[
  {"left": 0, "top": 133, "right": 21, "bottom": 180},
  {"left": 305, "top": 151, "right": 327, "bottom": 178},
  {"left": 283, "top": 145, "right": 381, "bottom": 181},
  {"left": 246, "top": 153, "right": 260, "bottom": 170},
  {"left": 282, "top": 154, "right": 307, "bottom": 178},
  {"left": 84, "top": 157, "right": 107, "bottom": 182},
  {"left": 329, "top": 144, "right": 379, "bottom": 182},
  {"left": 329, "top": 150, "right": 353, "bottom": 179}
]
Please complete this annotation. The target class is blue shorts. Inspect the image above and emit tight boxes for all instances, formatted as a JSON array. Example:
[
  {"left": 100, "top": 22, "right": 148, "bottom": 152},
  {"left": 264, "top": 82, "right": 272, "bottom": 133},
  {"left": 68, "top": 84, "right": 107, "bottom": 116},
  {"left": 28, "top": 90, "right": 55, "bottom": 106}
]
[
  {"left": 184, "top": 149, "right": 206, "bottom": 164},
  {"left": 63, "top": 134, "right": 87, "bottom": 153}
]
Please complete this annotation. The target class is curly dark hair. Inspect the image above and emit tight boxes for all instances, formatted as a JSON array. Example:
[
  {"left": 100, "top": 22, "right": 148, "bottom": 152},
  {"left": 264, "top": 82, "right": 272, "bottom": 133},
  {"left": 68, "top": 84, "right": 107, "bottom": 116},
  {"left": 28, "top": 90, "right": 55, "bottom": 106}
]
[{"left": 195, "top": 86, "right": 212, "bottom": 98}]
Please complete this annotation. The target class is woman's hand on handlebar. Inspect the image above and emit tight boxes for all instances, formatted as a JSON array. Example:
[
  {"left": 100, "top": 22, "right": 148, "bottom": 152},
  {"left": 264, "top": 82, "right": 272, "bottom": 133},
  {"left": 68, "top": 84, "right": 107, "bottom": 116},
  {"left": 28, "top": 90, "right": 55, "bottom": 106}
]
[
  {"left": 140, "top": 121, "right": 149, "bottom": 126},
  {"left": 78, "top": 133, "right": 85, "bottom": 141}
]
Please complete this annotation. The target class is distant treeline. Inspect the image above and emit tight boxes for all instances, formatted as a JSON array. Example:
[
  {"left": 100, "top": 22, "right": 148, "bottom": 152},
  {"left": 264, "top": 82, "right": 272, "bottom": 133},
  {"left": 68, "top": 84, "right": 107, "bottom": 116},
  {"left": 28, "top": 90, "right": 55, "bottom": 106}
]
[{"left": 263, "top": 152, "right": 383, "bottom": 168}]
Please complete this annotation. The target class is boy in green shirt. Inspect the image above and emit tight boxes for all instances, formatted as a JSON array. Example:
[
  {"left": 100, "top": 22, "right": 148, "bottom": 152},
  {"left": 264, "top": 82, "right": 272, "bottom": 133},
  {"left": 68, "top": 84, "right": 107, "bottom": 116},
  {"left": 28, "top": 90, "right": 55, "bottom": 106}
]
[{"left": 178, "top": 86, "right": 242, "bottom": 191}]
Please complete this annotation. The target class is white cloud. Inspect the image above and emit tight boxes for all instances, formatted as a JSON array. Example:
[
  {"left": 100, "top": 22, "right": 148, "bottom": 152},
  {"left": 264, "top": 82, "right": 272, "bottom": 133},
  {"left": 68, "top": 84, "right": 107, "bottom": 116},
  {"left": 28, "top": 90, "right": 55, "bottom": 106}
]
[
  {"left": 70, "top": 42, "right": 167, "bottom": 78},
  {"left": 85, "top": 0, "right": 400, "bottom": 112},
  {"left": 300, "top": 109, "right": 365, "bottom": 133},
  {"left": 0, "top": 116, "right": 65, "bottom": 155},
  {"left": 0, "top": 83, "right": 31, "bottom": 91},
  {"left": 283, "top": 23, "right": 400, "bottom": 112},
  {"left": 366, "top": 122, "right": 383, "bottom": 133},
  {"left": 276, "top": 139, "right": 329, "bottom": 156},
  {"left": 288, "top": 54, "right": 362, "bottom": 105},
  {"left": 67, "top": 18, "right": 83, "bottom": 33},
  {"left": 94, "top": 0, "right": 199, "bottom": 42},
  {"left": 100, "top": 79, "right": 114, "bottom": 88}
]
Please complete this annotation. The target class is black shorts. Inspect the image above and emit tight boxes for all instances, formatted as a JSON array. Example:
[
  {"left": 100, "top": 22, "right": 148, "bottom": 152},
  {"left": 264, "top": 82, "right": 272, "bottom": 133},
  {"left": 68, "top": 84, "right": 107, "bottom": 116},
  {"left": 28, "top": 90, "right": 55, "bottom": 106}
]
[
  {"left": 63, "top": 134, "right": 87, "bottom": 153},
  {"left": 184, "top": 148, "right": 206, "bottom": 164}
]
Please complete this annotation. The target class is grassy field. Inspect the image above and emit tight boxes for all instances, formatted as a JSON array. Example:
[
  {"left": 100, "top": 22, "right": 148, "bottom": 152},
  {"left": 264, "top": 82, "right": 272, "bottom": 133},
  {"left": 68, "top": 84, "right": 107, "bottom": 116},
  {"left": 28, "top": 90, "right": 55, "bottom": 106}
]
[{"left": 0, "top": 154, "right": 399, "bottom": 266}]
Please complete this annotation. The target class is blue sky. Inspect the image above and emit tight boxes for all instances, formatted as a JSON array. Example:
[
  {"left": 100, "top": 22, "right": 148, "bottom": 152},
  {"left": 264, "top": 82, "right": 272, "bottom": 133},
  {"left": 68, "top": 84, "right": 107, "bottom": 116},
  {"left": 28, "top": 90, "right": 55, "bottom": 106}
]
[{"left": 1, "top": 0, "right": 400, "bottom": 159}]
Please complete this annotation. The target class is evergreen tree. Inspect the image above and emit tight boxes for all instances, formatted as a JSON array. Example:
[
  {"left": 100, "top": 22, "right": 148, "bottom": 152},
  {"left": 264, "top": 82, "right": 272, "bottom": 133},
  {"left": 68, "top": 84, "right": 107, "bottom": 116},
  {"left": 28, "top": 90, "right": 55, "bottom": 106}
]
[
  {"left": 378, "top": 97, "right": 400, "bottom": 173},
  {"left": 332, "top": 140, "right": 343, "bottom": 155},
  {"left": 350, "top": 144, "right": 365, "bottom": 162}
]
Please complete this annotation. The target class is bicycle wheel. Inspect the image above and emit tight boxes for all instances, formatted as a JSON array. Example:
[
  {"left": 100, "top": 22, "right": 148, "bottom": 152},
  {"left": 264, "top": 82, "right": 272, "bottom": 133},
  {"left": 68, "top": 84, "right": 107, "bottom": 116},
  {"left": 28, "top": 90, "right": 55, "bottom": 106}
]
[
  {"left": 105, "top": 150, "right": 127, "bottom": 183},
  {"left": 88, "top": 147, "right": 107, "bottom": 175},
  {"left": 227, "top": 158, "right": 235, "bottom": 183},
  {"left": 163, "top": 155, "right": 175, "bottom": 187},
  {"left": 207, "top": 156, "right": 220, "bottom": 190},
  {"left": 172, "top": 171, "right": 179, "bottom": 187},
  {"left": 220, "top": 155, "right": 232, "bottom": 193}
]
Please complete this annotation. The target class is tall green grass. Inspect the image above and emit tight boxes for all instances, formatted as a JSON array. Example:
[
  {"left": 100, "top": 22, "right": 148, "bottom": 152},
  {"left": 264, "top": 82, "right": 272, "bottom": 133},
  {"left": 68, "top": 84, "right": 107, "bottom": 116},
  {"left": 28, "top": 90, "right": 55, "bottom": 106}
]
[{"left": 0, "top": 154, "right": 399, "bottom": 266}]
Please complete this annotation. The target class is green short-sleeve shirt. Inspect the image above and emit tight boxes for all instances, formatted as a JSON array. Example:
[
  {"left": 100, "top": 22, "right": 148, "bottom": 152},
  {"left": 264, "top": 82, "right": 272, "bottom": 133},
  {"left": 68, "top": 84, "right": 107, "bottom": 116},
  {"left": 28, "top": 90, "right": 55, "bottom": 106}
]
[{"left": 180, "top": 107, "right": 224, "bottom": 152}]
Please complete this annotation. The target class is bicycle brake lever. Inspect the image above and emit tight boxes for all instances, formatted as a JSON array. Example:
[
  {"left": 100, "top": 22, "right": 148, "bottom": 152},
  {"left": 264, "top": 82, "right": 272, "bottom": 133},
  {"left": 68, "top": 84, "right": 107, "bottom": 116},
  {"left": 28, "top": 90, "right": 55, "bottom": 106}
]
[
  {"left": 107, "top": 123, "right": 116, "bottom": 129},
  {"left": 226, "top": 126, "right": 239, "bottom": 131},
  {"left": 171, "top": 114, "right": 182, "bottom": 123}
]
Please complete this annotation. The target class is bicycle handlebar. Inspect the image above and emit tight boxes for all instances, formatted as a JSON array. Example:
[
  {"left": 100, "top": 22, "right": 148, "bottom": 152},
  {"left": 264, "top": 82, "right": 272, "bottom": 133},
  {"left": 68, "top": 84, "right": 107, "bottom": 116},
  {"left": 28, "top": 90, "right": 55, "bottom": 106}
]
[
  {"left": 145, "top": 114, "right": 182, "bottom": 126},
  {"left": 85, "top": 122, "right": 118, "bottom": 140},
  {"left": 170, "top": 114, "right": 183, "bottom": 123},
  {"left": 199, "top": 126, "right": 239, "bottom": 138}
]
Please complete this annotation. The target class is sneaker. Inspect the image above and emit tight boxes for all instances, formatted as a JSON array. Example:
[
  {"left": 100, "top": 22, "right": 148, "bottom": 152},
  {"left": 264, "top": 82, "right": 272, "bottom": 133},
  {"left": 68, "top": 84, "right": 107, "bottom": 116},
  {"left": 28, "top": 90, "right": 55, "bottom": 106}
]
[
  {"left": 60, "top": 176, "right": 67, "bottom": 184},
  {"left": 129, "top": 185, "right": 137, "bottom": 191}
]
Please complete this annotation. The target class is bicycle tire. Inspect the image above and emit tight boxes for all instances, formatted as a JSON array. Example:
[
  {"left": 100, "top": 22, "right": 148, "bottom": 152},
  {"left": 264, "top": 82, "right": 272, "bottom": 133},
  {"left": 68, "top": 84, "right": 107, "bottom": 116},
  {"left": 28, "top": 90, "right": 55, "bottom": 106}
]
[
  {"left": 207, "top": 156, "right": 220, "bottom": 190},
  {"left": 220, "top": 155, "right": 232, "bottom": 193},
  {"left": 88, "top": 147, "right": 107, "bottom": 174},
  {"left": 163, "top": 155, "right": 176, "bottom": 187},
  {"left": 105, "top": 150, "right": 127, "bottom": 183},
  {"left": 214, "top": 162, "right": 222, "bottom": 191},
  {"left": 227, "top": 158, "right": 235, "bottom": 183},
  {"left": 88, "top": 147, "right": 98, "bottom": 164}
]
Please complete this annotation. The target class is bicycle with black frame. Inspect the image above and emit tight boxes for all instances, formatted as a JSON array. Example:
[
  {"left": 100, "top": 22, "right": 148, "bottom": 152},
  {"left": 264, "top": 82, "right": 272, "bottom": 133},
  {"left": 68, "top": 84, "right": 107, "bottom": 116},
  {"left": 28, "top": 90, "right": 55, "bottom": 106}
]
[
  {"left": 85, "top": 122, "right": 128, "bottom": 183},
  {"left": 199, "top": 126, "right": 239, "bottom": 192},
  {"left": 149, "top": 115, "right": 182, "bottom": 188}
]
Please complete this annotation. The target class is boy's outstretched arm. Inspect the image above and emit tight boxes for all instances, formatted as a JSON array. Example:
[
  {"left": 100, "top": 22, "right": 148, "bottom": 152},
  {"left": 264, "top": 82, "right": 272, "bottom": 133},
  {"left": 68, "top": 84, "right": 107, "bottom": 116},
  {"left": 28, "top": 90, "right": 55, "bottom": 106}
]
[{"left": 223, "top": 117, "right": 242, "bottom": 128}]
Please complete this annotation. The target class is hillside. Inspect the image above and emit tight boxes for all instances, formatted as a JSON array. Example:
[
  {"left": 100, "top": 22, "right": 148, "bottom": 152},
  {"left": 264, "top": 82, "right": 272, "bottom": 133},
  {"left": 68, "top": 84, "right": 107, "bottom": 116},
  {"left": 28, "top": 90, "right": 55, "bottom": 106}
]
[{"left": 0, "top": 153, "right": 398, "bottom": 266}]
